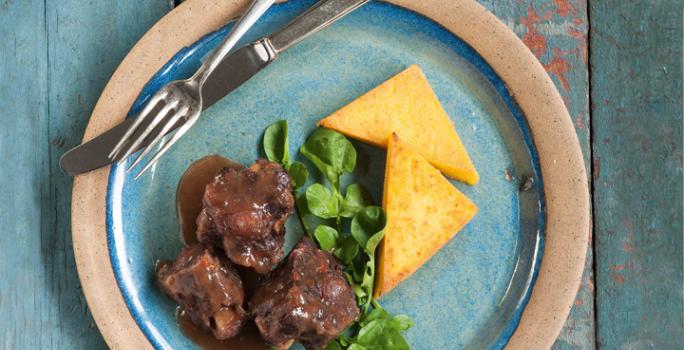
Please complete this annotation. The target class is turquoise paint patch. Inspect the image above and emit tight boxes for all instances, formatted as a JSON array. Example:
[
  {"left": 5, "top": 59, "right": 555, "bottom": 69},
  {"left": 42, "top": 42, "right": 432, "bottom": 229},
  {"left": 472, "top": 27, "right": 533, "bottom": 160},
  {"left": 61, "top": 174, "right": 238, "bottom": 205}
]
[{"left": 106, "top": 1, "right": 544, "bottom": 349}]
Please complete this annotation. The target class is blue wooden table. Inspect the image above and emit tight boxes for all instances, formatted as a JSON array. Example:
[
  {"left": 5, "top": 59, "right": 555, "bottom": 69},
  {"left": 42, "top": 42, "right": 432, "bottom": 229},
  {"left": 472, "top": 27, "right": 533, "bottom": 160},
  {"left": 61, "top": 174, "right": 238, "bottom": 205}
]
[{"left": 0, "top": 0, "right": 681, "bottom": 349}]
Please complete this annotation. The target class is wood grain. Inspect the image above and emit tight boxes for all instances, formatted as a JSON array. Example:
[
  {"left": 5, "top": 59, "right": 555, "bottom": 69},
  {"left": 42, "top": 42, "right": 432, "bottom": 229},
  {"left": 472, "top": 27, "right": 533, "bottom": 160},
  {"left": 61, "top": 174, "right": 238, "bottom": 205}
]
[
  {"left": 2, "top": 0, "right": 593, "bottom": 348},
  {"left": 4, "top": 0, "right": 681, "bottom": 349},
  {"left": 0, "top": 1, "right": 50, "bottom": 348},
  {"left": 1, "top": 0, "right": 592, "bottom": 348},
  {"left": 478, "top": 1, "right": 594, "bottom": 349},
  {"left": 0, "top": 1, "right": 172, "bottom": 348},
  {"left": 590, "top": 1, "right": 683, "bottom": 348}
]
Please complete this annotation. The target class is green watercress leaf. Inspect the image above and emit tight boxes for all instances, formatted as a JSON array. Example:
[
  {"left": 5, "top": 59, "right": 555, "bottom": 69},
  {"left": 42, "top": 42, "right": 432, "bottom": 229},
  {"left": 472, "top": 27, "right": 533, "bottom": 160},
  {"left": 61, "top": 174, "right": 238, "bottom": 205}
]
[
  {"left": 263, "top": 120, "right": 290, "bottom": 165},
  {"left": 306, "top": 183, "right": 339, "bottom": 219},
  {"left": 301, "top": 151, "right": 338, "bottom": 186},
  {"left": 324, "top": 341, "right": 342, "bottom": 350},
  {"left": 365, "top": 229, "right": 386, "bottom": 258},
  {"left": 339, "top": 337, "right": 350, "bottom": 347},
  {"left": 357, "top": 319, "right": 410, "bottom": 350},
  {"left": 294, "top": 193, "right": 315, "bottom": 239},
  {"left": 288, "top": 161, "right": 309, "bottom": 188},
  {"left": 341, "top": 183, "right": 372, "bottom": 218},
  {"left": 351, "top": 206, "right": 386, "bottom": 253},
  {"left": 344, "top": 272, "right": 355, "bottom": 285},
  {"left": 357, "top": 320, "right": 384, "bottom": 342},
  {"left": 359, "top": 258, "right": 376, "bottom": 311},
  {"left": 351, "top": 283, "right": 368, "bottom": 305},
  {"left": 363, "top": 307, "right": 390, "bottom": 324},
  {"left": 314, "top": 225, "right": 339, "bottom": 251},
  {"left": 296, "top": 193, "right": 311, "bottom": 216},
  {"left": 347, "top": 344, "right": 367, "bottom": 350},
  {"left": 342, "top": 324, "right": 359, "bottom": 341},
  {"left": 352, "top": 255, "right": 367, "bottom": 283},
  {"left": 390, "top": 315, "right": 415, "bottom": 332},
  {"left": 334, "top": 235, "right": 360, "bottom": 264},
  {"left": 300, "top": 128, "right": 357, "bottom": 184}
]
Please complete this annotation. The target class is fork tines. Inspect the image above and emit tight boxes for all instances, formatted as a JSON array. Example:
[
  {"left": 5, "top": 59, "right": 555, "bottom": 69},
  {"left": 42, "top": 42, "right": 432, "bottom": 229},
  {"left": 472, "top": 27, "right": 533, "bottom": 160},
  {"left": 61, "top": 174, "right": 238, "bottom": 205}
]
[{"left": 108, "top": 92, "right": 193, "bottom": 178}]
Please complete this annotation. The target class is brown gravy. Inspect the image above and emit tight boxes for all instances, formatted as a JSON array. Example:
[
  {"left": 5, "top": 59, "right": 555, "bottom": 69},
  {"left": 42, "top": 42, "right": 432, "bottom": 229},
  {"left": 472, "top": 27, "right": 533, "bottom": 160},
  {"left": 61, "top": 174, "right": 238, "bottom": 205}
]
[
  {"left": 176, "top": 308, "right": 267, "bottom": 350},
  {"left": 175, "top": 155, "right": 268, "bottom": 350},
  {"left": 176, "top": 155, "right": 243, "bottom": 245}
]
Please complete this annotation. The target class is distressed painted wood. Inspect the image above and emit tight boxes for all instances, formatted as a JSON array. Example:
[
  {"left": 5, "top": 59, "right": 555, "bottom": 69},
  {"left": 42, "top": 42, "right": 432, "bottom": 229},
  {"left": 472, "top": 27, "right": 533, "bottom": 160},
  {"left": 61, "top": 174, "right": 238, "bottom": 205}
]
[
  {"left": 478, "top": 1, "right": 594, "bottom": 349},
  {"left": 590, "top": 1, "right": 683, "bottom": 349},
  {"left": 10, "top": 0, "right": 683, "bottom": 349},
  {"left": 0, "top": 1, "right": 172, "bottom": 348},
  {"left": 1, "top": 0, "right": 595, "bottom": 348},
  {"left": 0, "top": 1, "right": 50, "bottom": 348}
]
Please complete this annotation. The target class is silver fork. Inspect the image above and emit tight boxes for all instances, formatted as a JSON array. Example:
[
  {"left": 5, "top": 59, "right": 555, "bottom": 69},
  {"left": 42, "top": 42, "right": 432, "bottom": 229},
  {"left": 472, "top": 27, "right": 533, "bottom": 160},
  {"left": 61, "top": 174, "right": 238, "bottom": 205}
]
[{"left": 109, "top": 0, "right": 275, "bottom": 178}]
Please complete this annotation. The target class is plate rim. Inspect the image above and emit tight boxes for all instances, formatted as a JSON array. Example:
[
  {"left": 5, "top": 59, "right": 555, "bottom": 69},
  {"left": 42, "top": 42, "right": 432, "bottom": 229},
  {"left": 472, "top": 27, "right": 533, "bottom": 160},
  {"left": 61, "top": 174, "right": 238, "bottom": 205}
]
[{"left": 71, "top": 1, "right": 589, "bottom": 349}]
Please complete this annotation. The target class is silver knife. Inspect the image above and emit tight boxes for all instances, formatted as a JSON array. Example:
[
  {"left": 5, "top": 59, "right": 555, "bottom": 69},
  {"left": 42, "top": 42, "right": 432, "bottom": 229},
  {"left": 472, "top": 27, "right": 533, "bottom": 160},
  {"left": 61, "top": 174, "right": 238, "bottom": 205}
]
[{"left": 60, "top": 0, "right": 368, "bottom": 176}]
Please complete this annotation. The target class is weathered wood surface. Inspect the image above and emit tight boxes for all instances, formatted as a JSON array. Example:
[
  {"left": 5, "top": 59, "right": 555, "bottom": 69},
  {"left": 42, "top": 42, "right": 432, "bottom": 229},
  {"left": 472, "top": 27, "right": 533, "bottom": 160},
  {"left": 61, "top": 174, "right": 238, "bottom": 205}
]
[
  {"left": 479, "top": 1, "right": 594, "bottom": 349},
  {"left": 1, "top": 0, "right": 682, "bottom": 349},
  {"left": 590, "top": 1, "right": 683, "bottom": 349},
  {"left": 0, "top": 1, "right": 172, "bottom": 348}
]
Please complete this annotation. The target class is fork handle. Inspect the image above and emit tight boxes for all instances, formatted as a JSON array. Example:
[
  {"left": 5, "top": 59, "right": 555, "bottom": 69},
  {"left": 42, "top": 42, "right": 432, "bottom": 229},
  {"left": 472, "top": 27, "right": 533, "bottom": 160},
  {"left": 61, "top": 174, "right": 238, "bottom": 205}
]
[
  {"left": 268, "top": 0, "right": 369, "bottom": 53},
  {"left": 195, "top": 0, "right": 275, "bottom": 86}
]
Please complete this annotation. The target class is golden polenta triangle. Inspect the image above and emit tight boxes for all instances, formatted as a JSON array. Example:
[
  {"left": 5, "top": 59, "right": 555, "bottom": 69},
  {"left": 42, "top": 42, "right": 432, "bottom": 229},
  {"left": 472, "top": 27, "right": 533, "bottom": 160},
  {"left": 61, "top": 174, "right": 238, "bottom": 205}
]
[
  {"left": 375, "top": 134, "right": 478, "bottom": 297},
  {"left": 319, "top": 64, "right": 479, "bottom": 184}
]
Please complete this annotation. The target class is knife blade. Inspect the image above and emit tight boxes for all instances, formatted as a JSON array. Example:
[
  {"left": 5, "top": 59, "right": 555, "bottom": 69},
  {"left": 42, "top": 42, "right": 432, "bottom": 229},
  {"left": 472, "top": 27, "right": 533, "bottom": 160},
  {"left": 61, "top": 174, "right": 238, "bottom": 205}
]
[
  {"left": 59, "top": 40, "right": 275, "bottom": 176},
  {"left": 60, "top": 0, "right": 369, "bottom": 176}
]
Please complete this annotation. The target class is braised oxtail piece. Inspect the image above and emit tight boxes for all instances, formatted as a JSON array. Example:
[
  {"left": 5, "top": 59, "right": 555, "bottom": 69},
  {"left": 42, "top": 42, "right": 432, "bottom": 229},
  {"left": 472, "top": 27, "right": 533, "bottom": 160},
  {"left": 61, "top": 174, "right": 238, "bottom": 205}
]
[
  {"left": 196, "top": 159, "right": 295, "bottom": 274},
  {"left": 250, "top": 237, "right": 360, "bottom": 350},
  {"left": 157, "top": 244, "right": 247, "bottom": 339}
]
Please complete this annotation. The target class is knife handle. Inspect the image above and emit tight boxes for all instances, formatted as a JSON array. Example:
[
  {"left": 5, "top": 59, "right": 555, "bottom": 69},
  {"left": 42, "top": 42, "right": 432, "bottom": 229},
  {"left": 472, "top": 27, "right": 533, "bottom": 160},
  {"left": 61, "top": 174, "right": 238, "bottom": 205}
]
[
  {"left": 195, "top": 0, "right": 275, "bottom": 86},
  {"left": 268, "top": 0, "right": 369, "bottom": 53}
]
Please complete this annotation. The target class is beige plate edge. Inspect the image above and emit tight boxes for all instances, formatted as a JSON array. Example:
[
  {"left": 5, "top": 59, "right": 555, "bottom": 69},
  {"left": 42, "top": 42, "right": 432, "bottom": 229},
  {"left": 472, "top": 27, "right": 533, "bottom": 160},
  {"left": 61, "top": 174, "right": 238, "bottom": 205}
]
[{"left": 71, "top": 1, "right": 590, "bottom": 349}]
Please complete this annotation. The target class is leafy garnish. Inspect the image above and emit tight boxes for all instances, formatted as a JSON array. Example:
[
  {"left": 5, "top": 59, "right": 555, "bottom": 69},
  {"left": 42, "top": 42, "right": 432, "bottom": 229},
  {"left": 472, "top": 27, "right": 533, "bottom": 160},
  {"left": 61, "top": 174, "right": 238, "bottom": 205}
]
[
  {"left": 314, "top": 225, "right": 339, "bottom": 252},
  {"left": 351, "top": 206, "right": 385, "bottom": 252},
  {"left": 288, "top": 161, "right": 309, "bottom": 188},
  {"left": 263, "top": 120, "right": 308, "bottom": 189},
  {"left": 325, "top": 342, "right": 343, "bottom": 350},
  {"left": 306, "top": 183, "right": 340, "bottom": 219},
  {"left": 263, "top": 120, "right": 290, "bottom": 165},
  {"left": 341, "top": 183, "right": 372, "bottom": 218},
  {"left": 334, "top": 235, "right": 360, "bottom": 264},
  {"left": 262, "top": 121, "right": 413, "bottom": 349},
  {"left": 300, "top": 128, "right": 356, "bottom": 187}
]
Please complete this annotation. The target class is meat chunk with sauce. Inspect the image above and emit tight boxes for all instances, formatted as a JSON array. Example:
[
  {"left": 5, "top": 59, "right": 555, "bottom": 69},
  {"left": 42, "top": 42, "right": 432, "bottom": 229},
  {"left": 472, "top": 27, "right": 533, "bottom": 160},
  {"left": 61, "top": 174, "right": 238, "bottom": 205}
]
[
  {"left": 249, "top": 237, "right": 360, "bottom": 350},
  {"left": 157, "top": 244, "right": 247, "bottom": 339},
  {"left": 196, "top": 159, "right": 294, "bottom": 274}
]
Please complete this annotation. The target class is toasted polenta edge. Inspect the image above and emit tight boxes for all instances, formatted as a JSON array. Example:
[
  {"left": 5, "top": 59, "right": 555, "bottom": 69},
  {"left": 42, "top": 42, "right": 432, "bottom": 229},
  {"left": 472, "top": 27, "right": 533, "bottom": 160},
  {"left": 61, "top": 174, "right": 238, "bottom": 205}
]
[
  {"left": 319, "top": 65, "right": 479, "bottom": 185},
  {"left": 375, "top": 134, "right": 478, "bottom": 298}
]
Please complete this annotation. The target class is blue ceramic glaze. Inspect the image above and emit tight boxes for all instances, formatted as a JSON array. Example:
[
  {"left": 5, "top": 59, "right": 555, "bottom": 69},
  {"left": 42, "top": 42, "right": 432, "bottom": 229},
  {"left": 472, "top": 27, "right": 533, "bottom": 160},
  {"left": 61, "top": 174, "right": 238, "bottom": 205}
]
[{"left": 107, "top": 1, "right": 545, "bottom": 349}]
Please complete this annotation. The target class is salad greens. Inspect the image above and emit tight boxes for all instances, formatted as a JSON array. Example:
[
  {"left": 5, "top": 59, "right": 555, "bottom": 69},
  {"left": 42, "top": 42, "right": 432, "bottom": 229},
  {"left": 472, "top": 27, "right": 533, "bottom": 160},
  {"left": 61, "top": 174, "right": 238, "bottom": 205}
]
[
  {"left": 263, "top": 120, "right": 413, "bottom": 350},
  {"left": 300, "top": 128, "right": 357, "bottom": 189},
  {"left": 263, "top": 120, "right": 308, "bottom": 188}
]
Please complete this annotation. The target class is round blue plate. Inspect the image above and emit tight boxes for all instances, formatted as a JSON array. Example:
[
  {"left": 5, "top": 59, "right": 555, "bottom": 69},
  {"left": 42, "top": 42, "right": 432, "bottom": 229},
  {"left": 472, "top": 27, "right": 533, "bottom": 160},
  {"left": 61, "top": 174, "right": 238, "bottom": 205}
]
[{"left": 107, "top": 1, "right": 544, "bottom": 349}]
